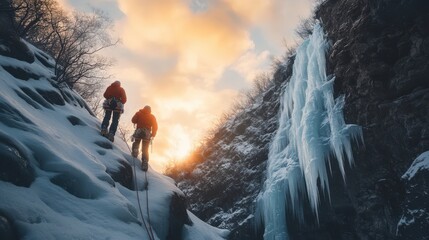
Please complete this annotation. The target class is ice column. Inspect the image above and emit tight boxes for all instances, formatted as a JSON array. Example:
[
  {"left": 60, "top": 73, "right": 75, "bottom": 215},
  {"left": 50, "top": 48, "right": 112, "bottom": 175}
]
[{"left": 257, "top": 23, "right": 363, "bottom": 240}]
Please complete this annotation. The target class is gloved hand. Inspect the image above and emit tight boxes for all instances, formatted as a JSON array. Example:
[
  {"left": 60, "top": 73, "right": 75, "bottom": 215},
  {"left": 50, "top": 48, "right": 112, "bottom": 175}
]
[
  {"left": 102, "top": 99, "right": 109, "bottom": 110},
  {"left": 116, "top": 102, "right": 124, "bottom": 113}
]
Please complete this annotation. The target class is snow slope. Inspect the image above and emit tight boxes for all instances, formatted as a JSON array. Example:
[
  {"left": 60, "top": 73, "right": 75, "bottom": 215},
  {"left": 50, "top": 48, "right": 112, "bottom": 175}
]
[{"left": 0, "top": 40, "right": 228, "bottom": 240}]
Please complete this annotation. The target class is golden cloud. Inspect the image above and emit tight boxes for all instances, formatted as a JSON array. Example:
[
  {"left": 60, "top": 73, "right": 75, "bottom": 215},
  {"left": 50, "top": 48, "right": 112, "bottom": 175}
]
[
  {"left": 232, "top": 50, "right": 271, "bottom": 83},
  {"left": 117, "top": 0, "right": 254, "bottom": 86},
  {"left": 222, "top": 0, "right": 272, "bottom": 24}
]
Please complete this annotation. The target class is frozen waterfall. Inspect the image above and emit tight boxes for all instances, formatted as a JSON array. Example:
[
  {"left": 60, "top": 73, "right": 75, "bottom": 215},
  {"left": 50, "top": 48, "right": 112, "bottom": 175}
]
[{"left": 256, "top": 23, "right": 363, "bottom": 240}]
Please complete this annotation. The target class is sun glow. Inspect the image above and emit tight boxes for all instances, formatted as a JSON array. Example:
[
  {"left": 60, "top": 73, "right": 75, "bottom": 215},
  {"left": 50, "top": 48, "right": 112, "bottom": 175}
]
[{"left": 166, "top": 124, "right": 194, "bottom": 161}]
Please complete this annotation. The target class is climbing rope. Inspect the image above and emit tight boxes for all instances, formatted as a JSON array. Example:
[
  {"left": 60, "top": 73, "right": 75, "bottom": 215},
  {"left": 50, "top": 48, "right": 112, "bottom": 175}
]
[
  {"left": 131, "top": 157, "right": 154, "bottom": 240},
  {"left": 121, "top": 131, "right": 156, "bottom": 240},
  {"left": 144, "top": 171, "right": 155, "bottom": 240}
]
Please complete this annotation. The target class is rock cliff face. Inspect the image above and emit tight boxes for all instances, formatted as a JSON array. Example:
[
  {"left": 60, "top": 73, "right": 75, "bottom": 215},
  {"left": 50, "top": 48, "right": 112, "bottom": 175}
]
[
  {"left": 310, "top": 0, "right": 429, "bottom": 239},
  {"left": 171, "top": 0, "right": 429, "bottom": 239},
  {"left": 171, "top": 0, "right": 429, "bottom": 240},
  {"left": 396, "top": 152, "right": 429, "bottom": 240}
]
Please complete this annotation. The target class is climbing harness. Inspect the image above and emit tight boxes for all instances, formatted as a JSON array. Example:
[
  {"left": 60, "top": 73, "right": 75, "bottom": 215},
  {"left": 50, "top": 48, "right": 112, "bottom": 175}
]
[{"left": 123, "top": 134, "right": 156, "bottom": 240}]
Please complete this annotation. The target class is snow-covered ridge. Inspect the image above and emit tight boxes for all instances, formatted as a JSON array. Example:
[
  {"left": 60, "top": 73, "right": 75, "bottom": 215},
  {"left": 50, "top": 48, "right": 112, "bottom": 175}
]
[
  {"left": 401, "top": 151, "right": 429, "bottom": 181},
  {"left": 397, "top": 151, "right": 429, "bottom": 237},
  {"left": 257, "top": 23, "right": 363, "bottom": 239},
  {"left": 0, "top": 40, "right": 228, "bottom": 239}
]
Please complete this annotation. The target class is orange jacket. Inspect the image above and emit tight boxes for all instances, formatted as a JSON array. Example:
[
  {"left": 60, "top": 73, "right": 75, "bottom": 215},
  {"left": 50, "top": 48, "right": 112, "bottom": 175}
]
[
  {"left": 103, "top": 81, "right": 127, "bottom": 104},
  {"left": 132, "top": 108, "right": 158, "bottom": 137}
]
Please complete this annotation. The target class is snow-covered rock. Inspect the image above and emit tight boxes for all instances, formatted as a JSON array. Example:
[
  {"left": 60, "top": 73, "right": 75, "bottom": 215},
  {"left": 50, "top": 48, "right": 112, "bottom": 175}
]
[{"left": 397, "top": 151, "right": 429, "bottom": 240}]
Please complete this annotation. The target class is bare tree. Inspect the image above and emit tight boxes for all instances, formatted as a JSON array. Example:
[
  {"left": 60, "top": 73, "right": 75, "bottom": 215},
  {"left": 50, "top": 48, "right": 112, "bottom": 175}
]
[
  {"left": 48, "top": 10, "right": 118, "bottom": 88},
  {"left": 251, "top": 72, "right": 272, "bottom": 97},
  {"left": 295, "top": 17, "right": 316, "bottom": 39},
  {"left": 163, "top": 158, "right": 178, "bottom": 175},
  {"left": 86, "top": 91, "right": 105, "bottom": 117},
  {"left": 12, "top": 0, "right": 57, "bottom": 37},
  {"left": 117, "top": 123, "right": 134, "bottom": 144},
  {"left": 12, "top": 0, "right": 118, "bottom": 103}
]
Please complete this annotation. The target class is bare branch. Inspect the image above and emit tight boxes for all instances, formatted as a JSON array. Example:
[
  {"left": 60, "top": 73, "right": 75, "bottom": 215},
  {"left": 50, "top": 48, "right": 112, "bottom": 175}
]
[{"left": 12, "top": 0, "right": 118, "bottom": 105}]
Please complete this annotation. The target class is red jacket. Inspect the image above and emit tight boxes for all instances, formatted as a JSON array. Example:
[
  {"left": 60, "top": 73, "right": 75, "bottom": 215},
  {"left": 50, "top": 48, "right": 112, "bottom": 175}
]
[
  {"left": 132, "top": 108, "right": 158, "bottom": 137},
  {"left": 103, "top": 81, "right": 127, "bottom": 104}
]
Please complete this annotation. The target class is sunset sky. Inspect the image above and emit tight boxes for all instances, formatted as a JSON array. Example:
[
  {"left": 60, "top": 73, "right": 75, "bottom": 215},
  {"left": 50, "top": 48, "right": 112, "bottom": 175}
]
[{"left": 61, "top": 0, "right": 314, "bottom": 171}]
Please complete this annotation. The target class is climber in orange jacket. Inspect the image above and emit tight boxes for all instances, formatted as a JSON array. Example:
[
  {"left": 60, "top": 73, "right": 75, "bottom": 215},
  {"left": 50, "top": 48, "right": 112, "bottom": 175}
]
[
  {"left": 131, "top": 105, "right": 158, "bottom": 171},
  {"left": 101, "top": 81, "right": 127, "bottom": 142}
]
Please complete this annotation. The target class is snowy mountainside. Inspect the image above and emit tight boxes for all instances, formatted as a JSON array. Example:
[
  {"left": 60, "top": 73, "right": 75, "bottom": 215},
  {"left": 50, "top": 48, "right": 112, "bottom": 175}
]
[{"left": 0, "top": 39, "right": 228, "bottom": 240}]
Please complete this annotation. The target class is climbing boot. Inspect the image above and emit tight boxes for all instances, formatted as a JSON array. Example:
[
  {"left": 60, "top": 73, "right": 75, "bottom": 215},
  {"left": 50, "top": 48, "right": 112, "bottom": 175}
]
[
  {"left": 100, "top": 128, "right": 108, "bottom": 137},
  {"left": 108, "top": 133, "right": 114, "bottom": 142},
  {"left": 132, "top": 149, "right": 138, "bottom": 158},
  {"left": 141, "top": 159, "right": 148, "bottom": 172}
]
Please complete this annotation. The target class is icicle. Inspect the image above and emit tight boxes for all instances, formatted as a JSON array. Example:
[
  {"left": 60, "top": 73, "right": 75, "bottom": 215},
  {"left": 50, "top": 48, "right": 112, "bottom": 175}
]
[{"left": 257, "top": 23, "right": 362, "bottom": 240}]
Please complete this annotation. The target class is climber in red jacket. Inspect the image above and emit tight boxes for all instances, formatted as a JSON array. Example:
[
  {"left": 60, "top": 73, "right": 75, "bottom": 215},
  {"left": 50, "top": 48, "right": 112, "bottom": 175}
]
[
  {"left": 101, "top": 81, "right": 127, "bottom": 142},
  {"left": 131, "top": 105, "right": 158, "bottom": 171}
]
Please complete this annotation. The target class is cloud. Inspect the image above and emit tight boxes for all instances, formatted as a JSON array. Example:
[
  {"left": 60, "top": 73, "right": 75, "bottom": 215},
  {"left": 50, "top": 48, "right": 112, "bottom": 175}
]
[
  {"left": 223, "top": 0, "right": 314, "bottom": 45},
  {"left": 117, "top": 0, "right": 254, "bottom": 87},
  {"left": 221, "top": 0, "right": 273, "bottom": 24},
  {"left": 231, "top": 49, "right": 271, "bottom": 83}
]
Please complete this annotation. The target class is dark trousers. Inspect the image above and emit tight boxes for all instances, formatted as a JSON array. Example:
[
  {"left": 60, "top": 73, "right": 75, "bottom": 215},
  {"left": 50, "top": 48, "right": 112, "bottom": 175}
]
[
  {"left": 132, "top": 139, "right": 150, "bottom": 162},
  {"left": 101, "top": 110, "right": 120, "bottom": 135}
]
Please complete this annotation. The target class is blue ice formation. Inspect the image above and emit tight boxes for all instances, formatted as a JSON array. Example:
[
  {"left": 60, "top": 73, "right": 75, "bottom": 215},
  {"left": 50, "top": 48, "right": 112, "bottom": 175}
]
[{"left": 257, "top": 23, "right": 363, "bottom": 240}]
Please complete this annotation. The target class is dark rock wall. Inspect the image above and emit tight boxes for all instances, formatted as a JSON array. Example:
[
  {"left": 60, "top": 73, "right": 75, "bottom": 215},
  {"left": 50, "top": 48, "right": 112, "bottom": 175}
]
[
  {"left": 172, "top": 0, "right": 429, "bottom": 239},
  {"left": 168, "top": 192, "right": 192, "bottom": 240},
  {"left": 298, "top": 0, "right": 429, "bottom": 239},
  {"left": 396, "top": 153, "right": 429, "bottom": 240},
  {"left": 0, "top": 213, "right": 19, "bottom": 240}
]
